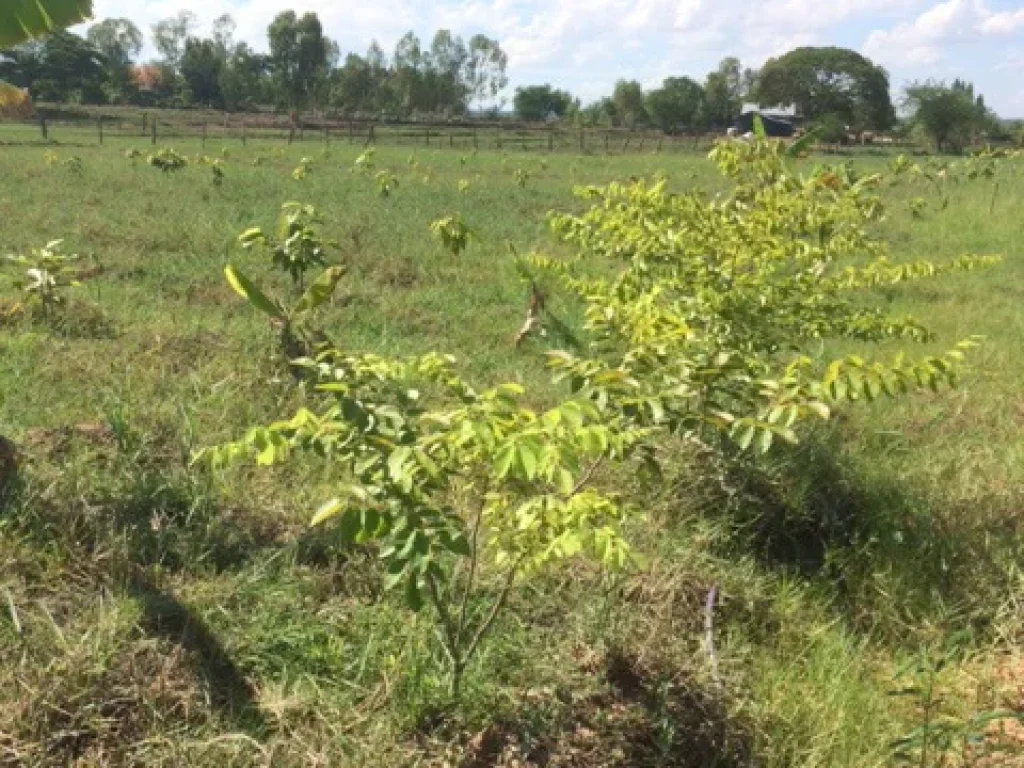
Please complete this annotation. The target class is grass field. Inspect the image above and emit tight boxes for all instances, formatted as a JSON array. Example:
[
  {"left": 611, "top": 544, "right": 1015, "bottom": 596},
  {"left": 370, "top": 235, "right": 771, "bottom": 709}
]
[{"left": 1, "top": 129, "right": 1022, "bottom": 767}]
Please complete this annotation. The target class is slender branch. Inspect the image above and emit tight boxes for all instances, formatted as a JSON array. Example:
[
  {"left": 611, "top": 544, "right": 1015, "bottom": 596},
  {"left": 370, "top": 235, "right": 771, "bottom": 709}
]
[
  {"left": 571, "top": 456, "right": 605, "bottom": 497},
  {"left": 432, "top": 624, "right": 456, "bottom": 665},
  {"left": 426, "top": 572, "right": 459, "bottom": 664},
  {"left": 462, "top": 557, "right": 523, "bottom": 666},
  {"left": 456, "top": 503, "right": 486, "bottom": 646}
]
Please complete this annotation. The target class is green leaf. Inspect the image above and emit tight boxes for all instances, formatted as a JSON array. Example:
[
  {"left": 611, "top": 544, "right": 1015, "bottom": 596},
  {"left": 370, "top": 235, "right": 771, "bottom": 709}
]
[
  {"left": 518, "top": 443, "right": 538, "bottom": 480},
  {"left": 413, "top": 447, "right": 440, "bottom": 479},
  {"left": 556, "top": 467, "right": 575, "bottom": 495},
  {"left": 541, "top": 408, "right": 561, "bottom": 429},
  {"left": 383, "top": 565, "right": 405, "bottom": 591},
  {"left": 310, "top": 497, "right": 343, "bottom": 527},
  {"left": 785, "top": 128, "right": 819, "bottom": 158},
  {"left": 0, "top": 0, "right": 93, "bottom": 47},
  {"left": 443, "top": 531, "right": 472, "bottom": 556},
  {"left": 356, "top": 508, "right": 382, "bottom": 543},
  {"left": 752, "top": 114, "right": 766, "bottom": 140},
  {"left": 735, "top": 423, "right": 755, "bottom": 451},
  {"left": 754, "top": 428, "right": 773, "bottom": 454},
  {"left": 387, "top": 446, "right": 412, "bottom": 483},
  {"left": 294, "top": 266, "right": 345, "bottom": 314},
  {"left": 647, "top": 398, "right": 665, "bottom": 423},
  {"left": 405, "top": 573, "right": 424, "bottom": 611},
  {"left": 224, "top": 265, "right": 283, "bottom": 319},
  {"left": 806, "top": 401, "right": 831, "bottom": 420},
  {"left": 493, "top": 442, "right": 516, "bottom": 478},
  {"left": 237, "top": 227, "right": 265, "bottom": 247}
]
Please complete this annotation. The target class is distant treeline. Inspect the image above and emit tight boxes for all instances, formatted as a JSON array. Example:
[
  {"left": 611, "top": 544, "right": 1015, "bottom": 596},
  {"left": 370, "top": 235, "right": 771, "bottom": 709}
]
[
  {"left": 1, "top": 15, "right": 1020, "bottom": 150},
  {"left": 0, "top": 11, "right": 507, "bottom": 118}
]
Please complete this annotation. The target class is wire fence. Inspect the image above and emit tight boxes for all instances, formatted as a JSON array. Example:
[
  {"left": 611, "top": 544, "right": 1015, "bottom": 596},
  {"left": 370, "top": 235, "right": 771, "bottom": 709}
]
[{"left": 1, "top": 108, "right": 728, "bottom": 155}]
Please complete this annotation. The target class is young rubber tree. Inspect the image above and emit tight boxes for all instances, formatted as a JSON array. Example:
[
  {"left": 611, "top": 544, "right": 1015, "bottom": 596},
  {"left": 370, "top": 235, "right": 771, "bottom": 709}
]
[
  {"left": 530, "top": 132, "right": 999, "bottom": 455},
  {"left": 201, "top": 268, "right": 645, "bottom": 700}
]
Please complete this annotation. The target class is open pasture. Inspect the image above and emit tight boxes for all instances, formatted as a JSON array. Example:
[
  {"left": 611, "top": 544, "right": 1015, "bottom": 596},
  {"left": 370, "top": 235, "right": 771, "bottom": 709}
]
[{"left": 1, "top": 134, "right": 1022, "bottom": 767}]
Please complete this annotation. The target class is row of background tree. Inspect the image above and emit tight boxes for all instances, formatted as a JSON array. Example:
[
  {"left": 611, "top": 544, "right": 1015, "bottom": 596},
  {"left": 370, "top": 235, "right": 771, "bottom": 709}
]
[
  {"left": 517, "top": 51, "right": 1010, "bottom": 150},
  {"left": 0, "top": 11, "right": 1015, "bottom": 150},
  {"left": 0, "top": 11, "right": 508, "bottom": 117}
]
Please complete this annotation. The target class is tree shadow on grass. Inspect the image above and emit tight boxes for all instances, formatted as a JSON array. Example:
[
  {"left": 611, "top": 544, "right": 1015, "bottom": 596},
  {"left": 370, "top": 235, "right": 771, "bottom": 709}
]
[
  {"left": 125, "top": 569, "right": 269, "bottom": 735},
  {"left": 702, "top": 430, "right": 1020, "bottom": 634},
  {"left": 456, "top": 648, "right": 752, "bottom": 768},
  {"left": 0, "top": 451, "right": 279, "bottom": 738}
]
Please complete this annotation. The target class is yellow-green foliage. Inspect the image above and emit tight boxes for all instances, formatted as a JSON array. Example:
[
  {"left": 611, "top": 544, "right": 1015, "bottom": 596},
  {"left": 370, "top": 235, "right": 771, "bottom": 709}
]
[{"left": 535, "top": 136, "right": 998, "bottom": 455}]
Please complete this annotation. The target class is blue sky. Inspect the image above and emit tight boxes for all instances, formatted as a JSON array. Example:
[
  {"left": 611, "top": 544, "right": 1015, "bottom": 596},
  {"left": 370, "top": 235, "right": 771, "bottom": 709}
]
[{"left": 79, "top": 0, "right": 1024, "bottom": 116}]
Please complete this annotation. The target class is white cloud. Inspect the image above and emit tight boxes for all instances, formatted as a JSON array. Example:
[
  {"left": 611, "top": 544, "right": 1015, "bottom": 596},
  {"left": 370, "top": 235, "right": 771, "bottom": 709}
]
[
  {"left": 979, "top": 8, "right": 1024, "bottom": 35},
  {"left": 85, "top": 0, "right": 1023, "bottom": 114},
  {"left": 864, "top": 0, "right": 1024, "bottom": 67}
]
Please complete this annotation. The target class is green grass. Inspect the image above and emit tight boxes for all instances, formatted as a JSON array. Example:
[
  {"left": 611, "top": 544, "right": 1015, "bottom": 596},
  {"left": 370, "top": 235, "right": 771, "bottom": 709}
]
[{"left": 1, "top": 130, "right": 1022, "bottom": 766}]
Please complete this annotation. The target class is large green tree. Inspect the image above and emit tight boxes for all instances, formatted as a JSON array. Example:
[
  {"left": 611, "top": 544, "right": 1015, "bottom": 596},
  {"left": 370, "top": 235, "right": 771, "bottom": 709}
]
[
  {"left": 211, "top": 13, "right": 235, "bottom": 55},
  {"left": 390, "top": 30, "right": 425, "bottom": 112},
  {"left": 428, "top": 29, "right": 469, "bottom": 114},
  {"left": 645, "top": 76, "right": 704, "bottom": 133},
  {"left": 612, "top": 79, "right": 644, "bottom": 128},
  {"left": 180, "top": 36, "right": 223, "bottom": 107},
  {"left": 219, "top": 42, "right": 270, "bottom": 110},
  {"left": 514, "top": 84, "right": 575, "bottom": 121},
  {"left": 904, "top": 80, "right": 994, "bottom": 153},
  {"left": 1, "top": 30, "right": 105, "bottom": 102},
  {"left": 755, "top": 46, "right": 894, "bottom": 130},
  {"left": 703, "top": 56, "right": 745, "bottom": 129},
  {"left": 152, "top": 10, "right": 196, "bottom": 71},
  {"left": 463, "top": 34, "right": 507, "bottom": 108},
  {"left": 267, "top": 10, "right": 329, "bottom": 111},
  {"left": 330, "top": 52, "right": 373, "bottom": 113},
  {"left": 86, "top": 18, "right": 141, "bottom": 102}
]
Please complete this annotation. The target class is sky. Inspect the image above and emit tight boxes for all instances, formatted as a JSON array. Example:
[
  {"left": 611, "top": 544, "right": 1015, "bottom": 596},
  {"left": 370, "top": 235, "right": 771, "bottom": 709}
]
[{"left": 78, "top": 0, "right": 1024, "bottom": 117}]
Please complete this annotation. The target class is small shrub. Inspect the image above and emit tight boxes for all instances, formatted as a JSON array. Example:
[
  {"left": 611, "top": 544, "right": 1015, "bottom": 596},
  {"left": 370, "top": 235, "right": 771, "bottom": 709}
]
[
  {"left": 147, "top": 149, "right": 187, "bottom": 173},
  {"left": 292, "top": 157, "right": 312, "bottom": 180},
  {"left": 375, "top": 170, "right": 399, "bottom": 198},
  {"left": 429, "top": 214, "right": 474, "bottom": 257},
  {"left": 353, "top": 148, "right": 375, "bottom": 173},
  {"left": 2, "top": 239, "right": 85, "bottom": 320},
  {"left": 238, "top": 202, "right": 336, "bottom": 292}
]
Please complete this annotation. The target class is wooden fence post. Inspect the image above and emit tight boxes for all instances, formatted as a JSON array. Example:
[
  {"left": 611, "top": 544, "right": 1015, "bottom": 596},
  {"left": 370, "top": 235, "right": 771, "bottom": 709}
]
[
  {"left": 39, "top": 114, "right": 48, "bottom": 141},
  {"left": 367, "top": 124, "right": 375, "bottom": 146},
  {"left": 348, "top": 121, "right": 354, "bottom": 144},
  {"left": 548, "top": 129, "right": 554, "bottom": 152},
  {"left": 202, "top": 122, "right": 207, "bottom": 148},
  {"left": 449, "top": 131, "right": 454, "bottom": 148},
  {"left": 141, "top": 112, "right": 147, "bottom": 135},
  {"left": 324, "top": 126, "right": 330, "bottom": 144},
  {"left": 288, "top": 126, "right": 295, "bottom": 144},
  {"left": 496, "top": 126, "right": 502, "bottom": 150},
  {"left": 241, "top": 123, "right": 247, "bottom": 145},
  {"left": 97, "top": 116, "right": 103, "bottom": 145},
  {"left": 151, "top": 119, "right": 157, "bottom": 145}
]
